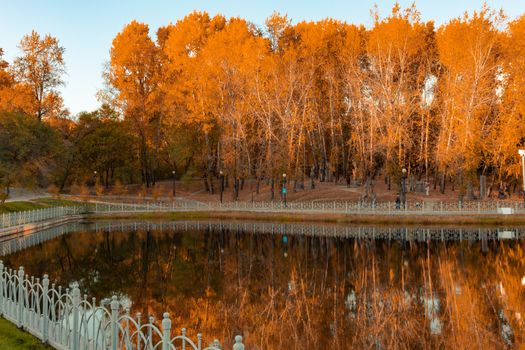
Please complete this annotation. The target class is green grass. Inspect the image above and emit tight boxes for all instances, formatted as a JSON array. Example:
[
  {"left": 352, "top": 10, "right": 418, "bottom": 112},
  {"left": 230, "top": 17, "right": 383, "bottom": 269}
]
[
  {"left": 0, "top": 198, "right": 82, "bottom": 213},
  {"left": 0, "top": 317, "right": 52, "bottom": 349}
]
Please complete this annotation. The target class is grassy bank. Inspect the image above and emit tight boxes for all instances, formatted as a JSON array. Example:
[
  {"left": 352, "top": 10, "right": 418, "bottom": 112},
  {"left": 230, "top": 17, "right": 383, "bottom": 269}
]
[
  {"left": 0, "top": 317, "right": 51, "bottom": 349},
  {"left": 89, "top": 210, "right": 525, "bottom": 226},
  {"left": 0, "top": 198, "right": 81, "bottom": 213}
]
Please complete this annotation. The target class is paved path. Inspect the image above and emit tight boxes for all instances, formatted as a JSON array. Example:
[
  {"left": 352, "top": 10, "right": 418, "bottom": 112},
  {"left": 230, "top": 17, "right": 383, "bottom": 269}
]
[{"left": 4, "top": 188, "right": 50, "bottom": 202}]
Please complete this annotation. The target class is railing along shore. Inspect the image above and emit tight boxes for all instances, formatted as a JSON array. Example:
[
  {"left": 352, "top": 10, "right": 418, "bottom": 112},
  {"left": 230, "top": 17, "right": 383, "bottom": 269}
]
[
  {"left": 0, "top": 261, "right": 244, "bottom": 350},
  {"left": 2, "top": 199, "right": 525, "bottom": 230}
]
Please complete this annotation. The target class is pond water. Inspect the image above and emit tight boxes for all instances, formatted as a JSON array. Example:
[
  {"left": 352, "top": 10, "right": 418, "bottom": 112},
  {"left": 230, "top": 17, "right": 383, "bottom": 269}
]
[{"left": 1, "top": 220, "right": 525, "bottom": 349}]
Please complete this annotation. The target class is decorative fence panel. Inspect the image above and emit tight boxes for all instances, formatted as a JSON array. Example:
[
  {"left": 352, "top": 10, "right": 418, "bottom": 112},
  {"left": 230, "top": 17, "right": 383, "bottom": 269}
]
[{"left": 0, "top": 263, "right": 243, "bottom": 350}]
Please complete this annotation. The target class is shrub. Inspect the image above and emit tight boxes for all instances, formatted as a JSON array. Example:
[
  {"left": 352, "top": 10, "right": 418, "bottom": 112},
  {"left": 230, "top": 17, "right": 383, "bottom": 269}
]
[
  {"left": 152, "top": 185, "right": 164, "bottom": 201},
  {"left": 94, "top": 181, "right": 104, "bottom": 196},
  {"left": 112, "top": 180, "right": 127, "bottom": 196},
  {"left": 47, "top": 184, "right": 60, "bottom": 199}
]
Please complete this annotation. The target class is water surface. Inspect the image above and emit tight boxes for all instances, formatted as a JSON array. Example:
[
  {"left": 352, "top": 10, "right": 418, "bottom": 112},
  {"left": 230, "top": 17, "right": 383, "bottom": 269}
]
[{"left": 2, "top": 221, "right": 525, "bottom": 349}]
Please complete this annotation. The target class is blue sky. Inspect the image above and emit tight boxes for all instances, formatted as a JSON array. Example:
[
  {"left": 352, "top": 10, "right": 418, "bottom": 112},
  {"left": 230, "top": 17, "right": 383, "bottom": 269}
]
[{"left": 1, "top": 0, "right": 524, "bottom": 115}]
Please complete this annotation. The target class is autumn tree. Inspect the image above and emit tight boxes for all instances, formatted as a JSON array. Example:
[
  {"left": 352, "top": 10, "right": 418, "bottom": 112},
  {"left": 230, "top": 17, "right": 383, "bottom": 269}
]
[
  {"left": 0, "top": 49, "right": 14, "bottom": 111},
  {"left": 435, "top": 7, "right": 504, "bottom": 196},
  {"left": 365, "top": 4, "right": 435, "bottom": 187},
  {"left": 488, "top": 14, "right": 525, "bottom": 191},
  {"left": 187, "top": 18, "right": 269, "bottom": 199},
  {"left": 0, "top": 49, "right": 10, "bottom": 89},
  {"left": 12, "top": 31, "right": 67, "bottom": 121},
  {"left": 107, "top": 21, "right": 162, "bottom": 187},
  {"left": 161, "top": 12, "right": 226, "bottom": 193}
]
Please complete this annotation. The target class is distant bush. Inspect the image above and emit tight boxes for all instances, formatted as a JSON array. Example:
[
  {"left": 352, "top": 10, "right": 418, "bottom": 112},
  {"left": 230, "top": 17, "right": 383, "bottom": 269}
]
[
  {"left": 111, "top": 180, "right": 127, "bottom": 196},
  {"left": 151, "top": 185, "right": 164, "bottom": 201},
  {"left": 47, "top": 184, "right": 60, "bottom": 199},
  {"left": 94, "top": 182, "right": 105, "bottom": 196},
  {"left": 138, "top": 185, "right": 148, "bottom": 199},
  {"left": 69, "top": 183, "right": 81, "bottom": 194}
]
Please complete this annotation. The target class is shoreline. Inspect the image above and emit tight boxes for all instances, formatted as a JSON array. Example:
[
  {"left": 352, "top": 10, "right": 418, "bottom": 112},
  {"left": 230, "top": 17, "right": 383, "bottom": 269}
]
[{"left": 89, "top": 210, "right": 525, "bottom": 226}]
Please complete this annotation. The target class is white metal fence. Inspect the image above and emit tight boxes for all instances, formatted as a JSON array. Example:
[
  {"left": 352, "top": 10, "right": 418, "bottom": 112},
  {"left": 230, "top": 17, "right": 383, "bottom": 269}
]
[
  {"left": 0, "top": 262, "right": 244, "bottom": 350},
  {"left": 0, "top": 206, "right": 83, "bottom": 230},
  {"left": 2, "top": 199, "right": 525, "bottom": 231}
]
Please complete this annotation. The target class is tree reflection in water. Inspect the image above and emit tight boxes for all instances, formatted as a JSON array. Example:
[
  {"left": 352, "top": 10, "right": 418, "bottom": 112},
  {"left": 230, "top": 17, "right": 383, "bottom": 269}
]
[{"left": 3, "top": 224, "right": 525, "bottom": 349}]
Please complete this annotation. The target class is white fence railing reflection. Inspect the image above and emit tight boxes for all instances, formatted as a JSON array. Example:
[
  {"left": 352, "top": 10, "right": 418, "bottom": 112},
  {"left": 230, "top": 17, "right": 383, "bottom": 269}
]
[
  {"left": 86, "top": 199, "right": 525, "bottom": 215},
  {"left": 2, "top": 220, "right": 524, "bottom": 258},
  {"left": 0, "top": 262, "right": 244, "bottom": 350}
]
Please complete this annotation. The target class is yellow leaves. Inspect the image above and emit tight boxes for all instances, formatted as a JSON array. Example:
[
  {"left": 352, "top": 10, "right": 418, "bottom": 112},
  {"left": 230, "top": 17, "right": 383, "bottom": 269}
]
[
  {"left": 433, "top": 7, "right": 505, "bottom": 174},
  {"left": 437, "top": 10, "right": 501, "bottom": 74},
  {"left": 0, "top": 83, "right": 34, "bottom": 116},
  {"left": 10, "top": 31, "right": 66, "bottom": 120},
  {"left": 368, "top": 4, "right": 426, "bottom": 60},
  {"left": 98, "top": 4, "right": 525, "bottom": 183},
  {"left": 109, "top": 20, "right": 162, "bottom": 117},
  {"left": 265, "top": 12, "right": 291, "bottom": 51}
]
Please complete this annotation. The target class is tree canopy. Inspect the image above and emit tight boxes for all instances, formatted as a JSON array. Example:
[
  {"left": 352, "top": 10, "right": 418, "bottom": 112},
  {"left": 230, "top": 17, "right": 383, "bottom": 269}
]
[{"left": 2, "top": 4, "right": 525, "bottom": 197}]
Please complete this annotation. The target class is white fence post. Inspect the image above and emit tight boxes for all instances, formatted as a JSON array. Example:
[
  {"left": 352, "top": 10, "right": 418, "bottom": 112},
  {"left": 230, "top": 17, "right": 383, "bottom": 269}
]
[
  {"left": 162, "top": 313, "right": 172, "bottom": 350},
  {"left": 136, "top": 313, "right": 142, "bottom": 350},
  {"left": 148, "top": 316, "right": 154, "bottom": 349},
  {"left": 0, "top": 261, "right": 3, "bottom": 316},
  {"left": 42, "top": 274, "right": 49, "bottom": 343},
  {"left": 233, "top": 335, "right": 245, "bottom": 350},
  {"left": 111, "top": 295, "right": 119, "bottom": 350},
  {"left": 72, "top": 286, "right": 80, "bottom": 350},
  {"left": 17, "top": 266, "right": 24, "bottom": 328}
]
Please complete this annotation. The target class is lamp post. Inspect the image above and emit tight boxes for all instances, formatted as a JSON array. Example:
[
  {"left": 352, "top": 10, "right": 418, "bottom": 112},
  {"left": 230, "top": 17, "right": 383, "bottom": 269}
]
[
  {"left": 172, "top": 170, "right": 176, "bottom": 198},
  {"left": 401, "top": 168, "right": 407, "bottom": 208},
  {"left": 519, "top": 150, "right": 525, "bottom": 205},
  {"left": 220, "top": 170, "right": 225, "bottom": 203},
  {"left": 282, "top": 173, "right": 287, "bottom": 207}
]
